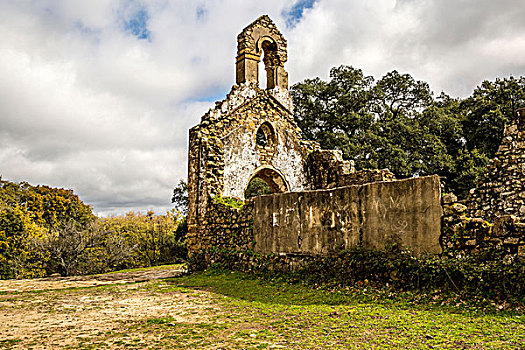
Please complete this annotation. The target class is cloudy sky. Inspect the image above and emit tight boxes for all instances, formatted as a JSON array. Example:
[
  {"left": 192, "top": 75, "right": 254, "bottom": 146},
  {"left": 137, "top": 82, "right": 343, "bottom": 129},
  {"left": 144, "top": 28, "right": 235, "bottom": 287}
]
[{"left": 1, "top": 0, "right": 525, "bottom": 216}]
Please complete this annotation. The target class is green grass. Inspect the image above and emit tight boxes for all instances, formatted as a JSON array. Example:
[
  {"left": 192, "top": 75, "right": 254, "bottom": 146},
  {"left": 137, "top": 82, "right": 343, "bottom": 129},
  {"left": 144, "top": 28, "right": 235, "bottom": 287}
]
[
  {"left": 2, "top": 266, "right": 523, "bottom": 349},
  {"left": 139, "top": 268, "right": 525, "bottom": 349}
]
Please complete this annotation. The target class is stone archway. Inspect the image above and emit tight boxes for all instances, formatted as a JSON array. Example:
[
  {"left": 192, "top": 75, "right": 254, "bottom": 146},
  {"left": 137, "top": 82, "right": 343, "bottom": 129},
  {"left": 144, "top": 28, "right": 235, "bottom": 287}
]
[{"left": 245, "top": 166, "right": 288, "bottom": 199}]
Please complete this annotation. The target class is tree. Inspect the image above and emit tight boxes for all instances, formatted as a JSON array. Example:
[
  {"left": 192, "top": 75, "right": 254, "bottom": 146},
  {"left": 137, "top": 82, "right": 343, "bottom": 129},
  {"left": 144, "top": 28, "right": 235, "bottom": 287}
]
[
  {"left": 461, "top": 76, "right": 525, "bottom": 155},
  {"left": 245, "top": 177, "right": 273, "bottom": 199},
  {"left": 291, "top": 65, "right": 524, "bottom": 197},
  {"left": 291, "top": 66, "right": 447, "bottom": 177},
  {"left": 171, "top": 180, "right": 188, "bottom": 214},
  {"left": 0, "top": 205, "right": 47, "bottom": 278}
]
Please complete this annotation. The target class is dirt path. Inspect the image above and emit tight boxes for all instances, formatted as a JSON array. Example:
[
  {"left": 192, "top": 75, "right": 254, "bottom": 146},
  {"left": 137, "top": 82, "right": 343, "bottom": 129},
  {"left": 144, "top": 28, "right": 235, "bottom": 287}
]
[
  {"left": 0, "top": 267, "right": 212, "bottom": 349},
  {"left": 0, "top": 267, "right": 186, "bottom": 293}
]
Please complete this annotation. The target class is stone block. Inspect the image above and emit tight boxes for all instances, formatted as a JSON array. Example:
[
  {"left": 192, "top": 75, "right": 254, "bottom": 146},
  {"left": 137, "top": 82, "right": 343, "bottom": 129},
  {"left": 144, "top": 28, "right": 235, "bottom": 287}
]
[
  {"left": 519, "top": 245, "right": 525, "bottom": 257},
  {"left": 442, "top": 193, "right": 457, "bottom": 204},
  {"left": 452, "top": 203, "right": 467, "bottom": 213},
  {"left": 504, "top": 237, "right": 519, "bottom": 245}
]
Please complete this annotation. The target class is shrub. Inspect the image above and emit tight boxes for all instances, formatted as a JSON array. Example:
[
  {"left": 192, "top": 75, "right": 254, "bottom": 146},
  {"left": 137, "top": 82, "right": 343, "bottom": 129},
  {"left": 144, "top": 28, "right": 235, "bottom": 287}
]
[{"left": 209, "top": 247, "right": 525, "bottom": 305}]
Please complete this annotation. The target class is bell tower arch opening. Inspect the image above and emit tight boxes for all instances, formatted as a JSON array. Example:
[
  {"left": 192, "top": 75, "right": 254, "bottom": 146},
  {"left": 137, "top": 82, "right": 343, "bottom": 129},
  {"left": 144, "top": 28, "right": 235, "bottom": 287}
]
[
  {"left": 256, "top": 37, "right": 280, "bottom": 89},
  {"left": 235, "top": 15, "right": 288, "bottom": 90},
  {"left": 255, "top": 121, "right": 276, "bottom": 148}
]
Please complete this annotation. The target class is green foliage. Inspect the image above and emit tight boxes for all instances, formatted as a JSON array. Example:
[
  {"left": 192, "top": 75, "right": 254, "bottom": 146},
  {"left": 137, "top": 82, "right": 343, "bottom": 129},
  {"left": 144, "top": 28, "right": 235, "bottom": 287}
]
[
  {"left": 210, "top": 247, "right": 525, "bottom": 307},
  {"left": 244, "top": 177, "right": 273, "bottom": 199},
  {"left": 34, "top": 210, "right": 187, "bottom": 276},
  {"left": 447, "top": 148, "right": 489, "bottom": 195},
  {"left": 0, "top": 178, "right": 87, "bottom": 279},
  {"left": 461, "top": 76, "right": 525, "bottom": 155},
  {"left": 213, "top": 195, "right": 244, "bottom": 209},
  {"left": 77, "top": 210, "right": 187, "bottom": 275},
  {"left": 0, "top": 206, "right": 34, "bottom": 279},
  {"left": 294, "top": 248, "right": 524, "bottom": 304},
  {"left": 291, "top": 66, "right": 525, "bottom": 197},
  {"left": 0, "top": 178, "right": 95, "bottom": 230},
  {"left": 171, "top": 179, "right": 188, "bottom": 214},
  {"left": 0, "top": 178, "right": 187, "bottom": 278}
]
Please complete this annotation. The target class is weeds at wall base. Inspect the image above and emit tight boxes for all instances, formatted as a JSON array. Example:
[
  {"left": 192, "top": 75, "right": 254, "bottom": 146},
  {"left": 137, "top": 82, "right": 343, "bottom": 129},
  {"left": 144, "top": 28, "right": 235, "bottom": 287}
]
[{"left": 199, "top": 247, "right": 525, "bottom": 313}]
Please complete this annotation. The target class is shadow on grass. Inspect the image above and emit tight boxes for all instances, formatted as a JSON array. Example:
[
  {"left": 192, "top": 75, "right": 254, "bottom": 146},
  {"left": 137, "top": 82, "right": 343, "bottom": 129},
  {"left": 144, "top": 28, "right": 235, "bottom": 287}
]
[
  {"left": 165, "top": 268, "right": 354, "bottom": 306},
  {"left": 163, "top": 268, "right": 525, "bottom": 318}
]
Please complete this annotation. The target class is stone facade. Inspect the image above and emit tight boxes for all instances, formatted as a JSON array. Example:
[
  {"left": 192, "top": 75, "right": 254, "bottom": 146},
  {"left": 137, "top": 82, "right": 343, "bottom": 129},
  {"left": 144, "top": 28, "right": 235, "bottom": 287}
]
[
  {"left": 466, "top": 108, "right": 525, "bottom": 220},
  {"left": 439, "top": 107, "right": 525, "bottom": 259},
  {"left": 187, "top": 16, "right": 318, "bottom": 260},
  {"left": 236, "top": 15, "right": 288, "bottom": 90}
]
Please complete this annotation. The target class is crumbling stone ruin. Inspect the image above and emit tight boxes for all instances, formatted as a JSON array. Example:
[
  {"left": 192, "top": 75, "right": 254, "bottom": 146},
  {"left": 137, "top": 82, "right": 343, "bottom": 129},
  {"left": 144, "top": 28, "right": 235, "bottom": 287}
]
[
  {"left": 441, "top": 109, "right": 525, "bottom": 257},
  {"left": 187, "top": 16, "right": 443, "bottom": 267},
  {"left": 467, "top": 108, "right": 525, "bottom": 220},
  {"left": 187, "top": 16, "right": 317, "bottom": 258},
  {"left": 186, "top": 15, "right": 524, "bottom": 268}
]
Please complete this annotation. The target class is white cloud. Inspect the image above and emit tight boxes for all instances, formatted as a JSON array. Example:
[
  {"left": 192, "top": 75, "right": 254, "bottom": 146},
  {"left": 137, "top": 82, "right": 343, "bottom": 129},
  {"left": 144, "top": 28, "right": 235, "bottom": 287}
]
[
  {"left": 1, "top": 0, "right": 524, "bottom": 215},
  {"left": 287, "top": 0, "right": 525, "bottom": 96}
]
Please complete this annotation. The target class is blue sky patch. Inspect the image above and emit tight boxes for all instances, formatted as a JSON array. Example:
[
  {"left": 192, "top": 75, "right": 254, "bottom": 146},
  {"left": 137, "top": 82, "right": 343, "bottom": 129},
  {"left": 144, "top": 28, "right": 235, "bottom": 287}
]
[
  {"left": 183, "top": 85, "right": 230, "bottom": 105},
  {"left": 121, "top": 6, "right": 151, "bottom": 40},
  {"left": 283, "top": 0, "right": 317, "bottom": 27},
  {"left": 196, "top": 6, "right": 207, "bottom": 21}
]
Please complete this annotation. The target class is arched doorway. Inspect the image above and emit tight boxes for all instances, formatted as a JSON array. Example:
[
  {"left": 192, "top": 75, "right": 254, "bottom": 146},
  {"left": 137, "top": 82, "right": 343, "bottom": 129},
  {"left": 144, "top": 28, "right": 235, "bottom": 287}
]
[{"left": 245, "top": 166, "right": 288, "bottom": 199}]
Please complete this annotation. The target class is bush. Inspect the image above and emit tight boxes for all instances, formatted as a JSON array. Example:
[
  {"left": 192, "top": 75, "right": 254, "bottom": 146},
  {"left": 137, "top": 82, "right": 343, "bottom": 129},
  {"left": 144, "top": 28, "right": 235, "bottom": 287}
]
[
  {"left": 210, "top": 247, "right": 525, "bottom": 305},
  {"left": 37, "top": 210, "right": 188, "bottom": 276},
  {"left": 0, "top": 178, "right": 188, "bottom": 278}
]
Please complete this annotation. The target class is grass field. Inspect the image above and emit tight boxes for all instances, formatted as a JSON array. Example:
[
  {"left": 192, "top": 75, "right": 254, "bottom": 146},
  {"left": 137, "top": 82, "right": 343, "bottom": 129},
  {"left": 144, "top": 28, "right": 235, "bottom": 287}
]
[{"left": 0, "top": 266, "right": 523, "bottom": 349}]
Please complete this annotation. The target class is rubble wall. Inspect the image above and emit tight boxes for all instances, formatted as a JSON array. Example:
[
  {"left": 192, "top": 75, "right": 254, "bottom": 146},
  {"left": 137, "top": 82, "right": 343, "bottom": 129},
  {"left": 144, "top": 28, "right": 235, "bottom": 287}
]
[
  {"left": 466, "top": 108, "right": 525, "bottom": 220},
  {"left": 442, "top": 192, "right": 525, "bottom": 258}
]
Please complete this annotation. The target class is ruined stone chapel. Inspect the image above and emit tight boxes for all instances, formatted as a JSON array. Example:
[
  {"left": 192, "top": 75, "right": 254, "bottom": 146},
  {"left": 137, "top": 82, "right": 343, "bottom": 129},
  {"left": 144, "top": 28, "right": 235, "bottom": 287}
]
[{"left": 186, "top": 16, "right": 524, "bottom": 267}]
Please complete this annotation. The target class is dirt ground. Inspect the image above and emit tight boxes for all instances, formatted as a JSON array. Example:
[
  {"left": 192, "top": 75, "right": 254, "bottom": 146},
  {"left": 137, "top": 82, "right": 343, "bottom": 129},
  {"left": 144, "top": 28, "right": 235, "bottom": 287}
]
[{"left": 0, "top": 267, "right": 211, "bottom": 349}]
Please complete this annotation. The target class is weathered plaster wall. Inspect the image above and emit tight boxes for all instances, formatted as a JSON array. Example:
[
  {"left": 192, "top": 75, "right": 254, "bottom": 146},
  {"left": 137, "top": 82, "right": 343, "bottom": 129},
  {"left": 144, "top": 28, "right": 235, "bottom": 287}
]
[
  {"left": 221, "top": 97, "right": 311, "bottom": 199},
  {"left": 252, "top": 175, "right": 443, "bottom": 256}
]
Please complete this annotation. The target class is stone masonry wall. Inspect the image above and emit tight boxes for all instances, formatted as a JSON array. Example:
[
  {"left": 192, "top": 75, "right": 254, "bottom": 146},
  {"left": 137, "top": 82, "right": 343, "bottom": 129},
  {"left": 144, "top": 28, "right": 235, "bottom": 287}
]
[
  {"left": 466, "top": 108, "right": 525, "bottom": 220},
  {"left": 306, "top": 149, "right": 396, "bottom": 189},
  {"left": 438, "top": 108, "right": 525, "bottom": 259},
  {"left": 442, "top": 193, "right": 525, "bottom": 258},
  {"left": 195, "top": 176, "right": 444, "bottom": 272},
  {"left": 196, "top": 199, "right": 254, "bottom": 263},
  {"left": 195, "top": 180, "right": 525, "bottom": 272},
  {"left": 188, "top": 15, "right": 525, "bottom": 270}
]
